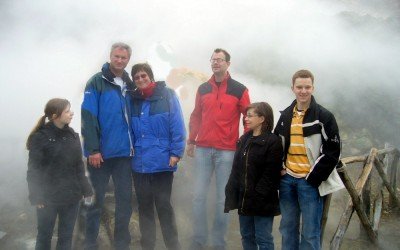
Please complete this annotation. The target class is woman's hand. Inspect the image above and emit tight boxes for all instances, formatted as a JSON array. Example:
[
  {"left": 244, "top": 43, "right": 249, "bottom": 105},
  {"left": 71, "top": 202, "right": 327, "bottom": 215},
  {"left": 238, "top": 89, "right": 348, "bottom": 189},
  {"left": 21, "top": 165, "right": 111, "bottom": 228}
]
[
  {"left": 169, "top": 156, "right": 180, "bottom": 167},
  {"left": 36, "top": 204, "right": 45, "bottom": 209}
]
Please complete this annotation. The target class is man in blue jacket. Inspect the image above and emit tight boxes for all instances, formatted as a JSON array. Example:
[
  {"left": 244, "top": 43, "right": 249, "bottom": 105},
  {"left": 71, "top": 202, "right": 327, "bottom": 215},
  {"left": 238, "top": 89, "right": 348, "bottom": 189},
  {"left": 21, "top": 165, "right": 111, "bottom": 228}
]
[{"left": 81, "top": 42, "right": 134, "bottom": 250}]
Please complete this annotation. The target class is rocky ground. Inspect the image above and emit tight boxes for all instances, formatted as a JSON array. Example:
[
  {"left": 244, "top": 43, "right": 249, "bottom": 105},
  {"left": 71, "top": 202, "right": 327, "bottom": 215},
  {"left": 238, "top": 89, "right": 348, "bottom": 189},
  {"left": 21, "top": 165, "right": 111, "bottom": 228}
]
[{"left": 1, "top": 158, "right": 399, "bottom": 250}]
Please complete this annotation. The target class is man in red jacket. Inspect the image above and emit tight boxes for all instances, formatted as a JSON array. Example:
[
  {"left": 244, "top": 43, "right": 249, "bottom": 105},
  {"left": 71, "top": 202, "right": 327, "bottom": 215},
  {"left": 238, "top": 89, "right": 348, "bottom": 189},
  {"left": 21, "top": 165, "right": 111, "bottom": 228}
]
[{"left": 187, "top": 48, "right": 250, "bottom": 250}]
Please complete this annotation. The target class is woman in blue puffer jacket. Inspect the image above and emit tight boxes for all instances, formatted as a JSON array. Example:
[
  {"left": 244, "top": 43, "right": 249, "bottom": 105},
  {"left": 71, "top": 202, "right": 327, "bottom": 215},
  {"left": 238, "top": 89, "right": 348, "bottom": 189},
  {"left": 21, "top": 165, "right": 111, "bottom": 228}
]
[{"left": 130, "top": 63, "right": 186, "bottom": 250}]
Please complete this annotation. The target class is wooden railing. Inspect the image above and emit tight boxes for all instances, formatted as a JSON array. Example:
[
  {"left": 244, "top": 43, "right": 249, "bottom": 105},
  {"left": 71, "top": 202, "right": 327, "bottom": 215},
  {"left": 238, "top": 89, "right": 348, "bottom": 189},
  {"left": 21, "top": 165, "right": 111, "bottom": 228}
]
[{"left": 325, "top": 144, "right": 399, "bottom": 249}]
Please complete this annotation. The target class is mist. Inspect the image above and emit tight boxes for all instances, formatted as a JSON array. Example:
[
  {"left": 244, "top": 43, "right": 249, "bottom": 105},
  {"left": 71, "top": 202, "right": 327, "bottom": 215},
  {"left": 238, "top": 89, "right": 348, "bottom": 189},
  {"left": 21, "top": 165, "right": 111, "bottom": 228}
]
[{"left": 0, "top": 0, "right": 399, "bottom": 247}]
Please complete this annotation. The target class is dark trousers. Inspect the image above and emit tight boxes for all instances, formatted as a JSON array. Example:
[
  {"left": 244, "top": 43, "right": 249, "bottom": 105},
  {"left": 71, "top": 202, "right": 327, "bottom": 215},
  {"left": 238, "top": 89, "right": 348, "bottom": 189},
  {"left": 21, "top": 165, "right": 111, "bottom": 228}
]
[
  {"left": 35, "top": 202, "right": 79, "bottom": 250},
  {"left": 85, "top": 157, "right": 133, "bottom": 250},
  {"left": 133, "top": 171, "right": 181, "bottom": 250}
]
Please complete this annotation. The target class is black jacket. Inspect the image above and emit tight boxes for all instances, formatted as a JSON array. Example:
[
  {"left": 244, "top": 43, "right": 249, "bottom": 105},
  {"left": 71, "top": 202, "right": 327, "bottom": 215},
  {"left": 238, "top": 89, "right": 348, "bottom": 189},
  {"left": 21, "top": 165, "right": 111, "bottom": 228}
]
[
  {"left": 274, "top": 96, "right": 341, "bottom": 187},
  {"left": 224, "top": 131, "right": 283, "bottom": 216},
  {"left": 27, "top": 122, "right": 93, "bottom": 205}
]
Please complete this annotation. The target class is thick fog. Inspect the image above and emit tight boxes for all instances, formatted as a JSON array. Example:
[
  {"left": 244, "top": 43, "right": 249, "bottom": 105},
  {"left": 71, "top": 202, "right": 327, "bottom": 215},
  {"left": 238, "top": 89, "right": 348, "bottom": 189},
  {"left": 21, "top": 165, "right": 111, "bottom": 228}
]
[{"left": 0, "top": 0, "right": 399, "bottom": 235}]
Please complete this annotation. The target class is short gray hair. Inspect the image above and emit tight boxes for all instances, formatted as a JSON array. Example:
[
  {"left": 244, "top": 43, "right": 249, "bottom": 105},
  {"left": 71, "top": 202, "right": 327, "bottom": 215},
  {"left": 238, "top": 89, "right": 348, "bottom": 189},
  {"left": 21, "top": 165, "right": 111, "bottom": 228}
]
[{"left": 110, "top": 42, "right": 132, "bottom": 58}]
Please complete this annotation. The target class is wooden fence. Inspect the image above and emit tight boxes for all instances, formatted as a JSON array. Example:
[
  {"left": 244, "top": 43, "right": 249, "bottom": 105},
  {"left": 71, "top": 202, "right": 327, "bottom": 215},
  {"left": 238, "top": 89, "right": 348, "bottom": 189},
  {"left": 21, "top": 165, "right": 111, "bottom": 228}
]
[{"left": 323, "top": 144, "right": 399, "bottom": 249}]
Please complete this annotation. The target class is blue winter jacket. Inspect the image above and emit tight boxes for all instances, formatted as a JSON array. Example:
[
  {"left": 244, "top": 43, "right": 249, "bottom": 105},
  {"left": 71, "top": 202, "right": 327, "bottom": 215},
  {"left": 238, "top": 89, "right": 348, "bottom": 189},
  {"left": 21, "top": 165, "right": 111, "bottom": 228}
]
[
  {"left": 130, "top": 81, "right": 186, "bottom": 173},
  {"left": 81, "top": 63, "right": 134, "bottom": 159}
]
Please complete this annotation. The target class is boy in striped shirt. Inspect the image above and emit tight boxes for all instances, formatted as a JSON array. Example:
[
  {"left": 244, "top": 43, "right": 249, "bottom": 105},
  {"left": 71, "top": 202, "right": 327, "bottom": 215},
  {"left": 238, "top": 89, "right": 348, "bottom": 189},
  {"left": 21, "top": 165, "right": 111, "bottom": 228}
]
[{"left": 274, "top": 69, "right": 341, "bottom": 250}]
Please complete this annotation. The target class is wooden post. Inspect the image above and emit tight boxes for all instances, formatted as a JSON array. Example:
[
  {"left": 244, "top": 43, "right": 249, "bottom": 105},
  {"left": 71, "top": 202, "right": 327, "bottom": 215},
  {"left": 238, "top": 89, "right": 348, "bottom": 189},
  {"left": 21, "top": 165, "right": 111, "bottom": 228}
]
[
  {"left": 331, "top": 149, "right": 379, "bottom": 249},
  {"left": 321, "top": 193, "right": 332, "bottom": 246},
  {"left": 330, "top": 197, "right": 355, "bottom": 250},
  {"left": 385, "top": 143, "right": 396, "bottom": 208},
  {"left": 361, "top": 171, "right": 372, "bottom": 240},
  {"left": 374, "top": 158, "right": 400, "bottom": 208},
  {"left": 372, "top": 190, "right": 383, "bottom": 232}
]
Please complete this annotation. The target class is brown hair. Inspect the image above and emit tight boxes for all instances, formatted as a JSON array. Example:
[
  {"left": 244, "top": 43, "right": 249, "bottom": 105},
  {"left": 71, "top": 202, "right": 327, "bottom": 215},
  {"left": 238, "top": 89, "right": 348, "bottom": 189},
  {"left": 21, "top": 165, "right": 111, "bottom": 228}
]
[
  {"left": 292, "top": 69, "right": 314, "bottom": 85},
  {"left": 131, "top": 63, "right": 155, "bottom": 82},
  {"left": 26, "top": 98, "right": 70, "bottom": 150},
  {"left": 213, "top": 48, "right": 231, "bottom": 62},
  {"left": 246, "top": 102, "right": 274, "bottom": 133}
]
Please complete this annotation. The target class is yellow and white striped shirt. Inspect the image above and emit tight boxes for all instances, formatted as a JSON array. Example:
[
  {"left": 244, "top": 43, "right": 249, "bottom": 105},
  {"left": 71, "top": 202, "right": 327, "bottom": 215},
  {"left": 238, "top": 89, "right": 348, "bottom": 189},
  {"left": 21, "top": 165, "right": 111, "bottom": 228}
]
[{"left": 285, "top": 106, "right": 311, "bottom": 178}]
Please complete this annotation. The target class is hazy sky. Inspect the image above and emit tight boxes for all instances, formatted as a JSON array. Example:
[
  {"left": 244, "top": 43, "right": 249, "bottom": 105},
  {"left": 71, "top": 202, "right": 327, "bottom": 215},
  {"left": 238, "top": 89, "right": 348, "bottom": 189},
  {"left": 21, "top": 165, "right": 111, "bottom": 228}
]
[{"left": 0, "top": 0, "right": 399, "bottom": 207}]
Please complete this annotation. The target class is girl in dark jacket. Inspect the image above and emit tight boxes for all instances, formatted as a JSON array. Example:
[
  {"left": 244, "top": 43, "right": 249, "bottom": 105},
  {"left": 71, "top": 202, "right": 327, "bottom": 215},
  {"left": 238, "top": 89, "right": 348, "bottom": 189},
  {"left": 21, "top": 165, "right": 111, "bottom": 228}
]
[
  {"left": 26, "top": 98, "right": 93, "bottom": 250},
  {"left": 224, "top": 102, "right": 283, "bottom": 250}
]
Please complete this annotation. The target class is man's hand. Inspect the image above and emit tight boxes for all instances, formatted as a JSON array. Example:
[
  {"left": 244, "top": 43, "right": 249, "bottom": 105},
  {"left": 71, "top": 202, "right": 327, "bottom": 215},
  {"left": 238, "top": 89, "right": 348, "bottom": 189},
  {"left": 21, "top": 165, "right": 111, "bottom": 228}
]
[
  {"left": 186, "top": 144, "right": 195, "bottom": 158},
  {"left": 169, "top": 156, "right": 180, "bottom": 167},
  {"left": 89, "top": 153, "right": 104, "bottom": 168}
]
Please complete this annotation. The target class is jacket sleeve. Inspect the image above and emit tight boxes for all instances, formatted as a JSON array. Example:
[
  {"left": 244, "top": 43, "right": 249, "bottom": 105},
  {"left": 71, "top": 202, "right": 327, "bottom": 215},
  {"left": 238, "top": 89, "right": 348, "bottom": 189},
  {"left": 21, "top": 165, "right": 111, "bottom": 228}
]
[
  {"left": 273, "top": 115, "right": 282, "bottom": 136},
  {"left": 168, "top": 89, "right": 186, "bottom": 158},
  {"left": 306, "top": 114, "right": 341, "bottom": 187},
  {"left": 188, "top": 88, "right": 202, "bottom": 144},
  {"left": 81, "top": 76, "right": 101, "bottom": 157},
  {"left": 255, "top": 136, "right": 283, "bottom": 196},
  {"left": 26, "top": 132, "right": 46, "bottom": 205},
  {"left": 239, "top": 88, "right": 251, "bottom": 133},
  {"left": 224, "top": 139, "right": 242, "bottom": 213},
  {"left": 75, "top": 135, "right": 94, "bottom": 197}
]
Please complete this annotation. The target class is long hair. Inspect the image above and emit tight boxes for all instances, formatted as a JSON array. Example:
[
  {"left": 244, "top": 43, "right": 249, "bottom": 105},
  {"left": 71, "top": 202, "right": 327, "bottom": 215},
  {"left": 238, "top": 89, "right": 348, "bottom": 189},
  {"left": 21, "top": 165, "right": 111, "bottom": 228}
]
[
  {"left": 26, "top": 98, "right": 70, "bottom": 150},
  {"left": 246, "top": 102, "right": 274, "bottom": 133}
]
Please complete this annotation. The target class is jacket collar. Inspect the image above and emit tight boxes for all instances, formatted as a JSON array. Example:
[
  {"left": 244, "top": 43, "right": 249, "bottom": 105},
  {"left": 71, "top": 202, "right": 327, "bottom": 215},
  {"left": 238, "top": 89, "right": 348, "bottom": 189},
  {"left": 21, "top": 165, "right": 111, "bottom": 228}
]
[
  {"left": 281, "top": 95, "right": 317, "bottom": 116},
  {"left": 131, "top": 81, "right": 166, "bottom": 100},
  {"left": 101, "top": 62, "right": 132, "bottom": 86},
  {"left": 43, "top": 122, "right": 75, "bottom": 136},
  {"left": 241, "top": 131, "right": 272, "bottom": 146},
  {"left": 208, "top": 71, "right": 231, "bottom": 87}
]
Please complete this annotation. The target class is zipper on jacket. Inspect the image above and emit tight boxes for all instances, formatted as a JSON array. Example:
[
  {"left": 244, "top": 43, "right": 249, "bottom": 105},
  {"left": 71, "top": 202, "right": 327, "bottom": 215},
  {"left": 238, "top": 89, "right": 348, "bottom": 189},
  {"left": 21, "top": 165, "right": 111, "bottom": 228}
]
[
  {"left": 103, "top": 75, "right": 134, "bottom": 156},
  {"left": 241, "top": 144, "right": 251, "bottom": 214}
]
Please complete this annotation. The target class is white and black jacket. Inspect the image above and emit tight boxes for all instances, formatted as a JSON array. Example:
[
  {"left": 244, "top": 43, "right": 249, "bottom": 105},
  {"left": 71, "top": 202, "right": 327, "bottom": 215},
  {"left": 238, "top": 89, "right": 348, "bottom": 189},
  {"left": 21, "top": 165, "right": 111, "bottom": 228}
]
[{"left": 274, "top": 96, "right": 341, "bottom": 188}]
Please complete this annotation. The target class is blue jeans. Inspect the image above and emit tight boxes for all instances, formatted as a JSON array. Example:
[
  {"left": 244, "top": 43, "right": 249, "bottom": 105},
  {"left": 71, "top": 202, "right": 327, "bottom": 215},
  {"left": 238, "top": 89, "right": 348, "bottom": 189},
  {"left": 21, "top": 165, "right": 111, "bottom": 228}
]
[
  {"left": 239, "top": 215, "right": 274, "bottom": 250},
  {"left": 85, "top": 157, "right": 132, "bottom": 250},
  {"left": 279, "top": 174, "right": 323, "bottom": 250},
  {"left": 35, "top": 202, "right": 79, "bottom": 250},
  {"left": 192, "top": 147, "right": 234, "bottom": 248}
]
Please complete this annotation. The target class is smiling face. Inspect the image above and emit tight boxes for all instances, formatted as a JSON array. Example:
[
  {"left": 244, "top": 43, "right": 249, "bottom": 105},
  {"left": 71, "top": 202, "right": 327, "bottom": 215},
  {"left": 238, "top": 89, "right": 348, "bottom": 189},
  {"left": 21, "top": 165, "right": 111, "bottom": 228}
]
[
  {"left": 245, "top": 108, "right": 265, "bottom": 133},
  {"left": 210, "top": 52, "right": 230, "bottom": 76},
  {"left": 292, "top": 77, "right": 314, "bottom": 109},
  {"left": 109, "top": 47, "right": 130, "bottom": 76},
  {"left": 133, "top": 70, "right": 152, "bottom": 89}
]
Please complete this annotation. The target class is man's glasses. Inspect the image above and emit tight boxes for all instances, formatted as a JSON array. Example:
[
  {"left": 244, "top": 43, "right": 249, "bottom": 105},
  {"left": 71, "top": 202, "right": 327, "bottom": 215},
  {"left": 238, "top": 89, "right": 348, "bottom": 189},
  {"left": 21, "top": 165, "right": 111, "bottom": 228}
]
[
  {"left": 134, "top": 74, "right": 148, "bottom": 81},
  {"left": 210, "top": 58, "right": 226, "bottom": 63}
]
